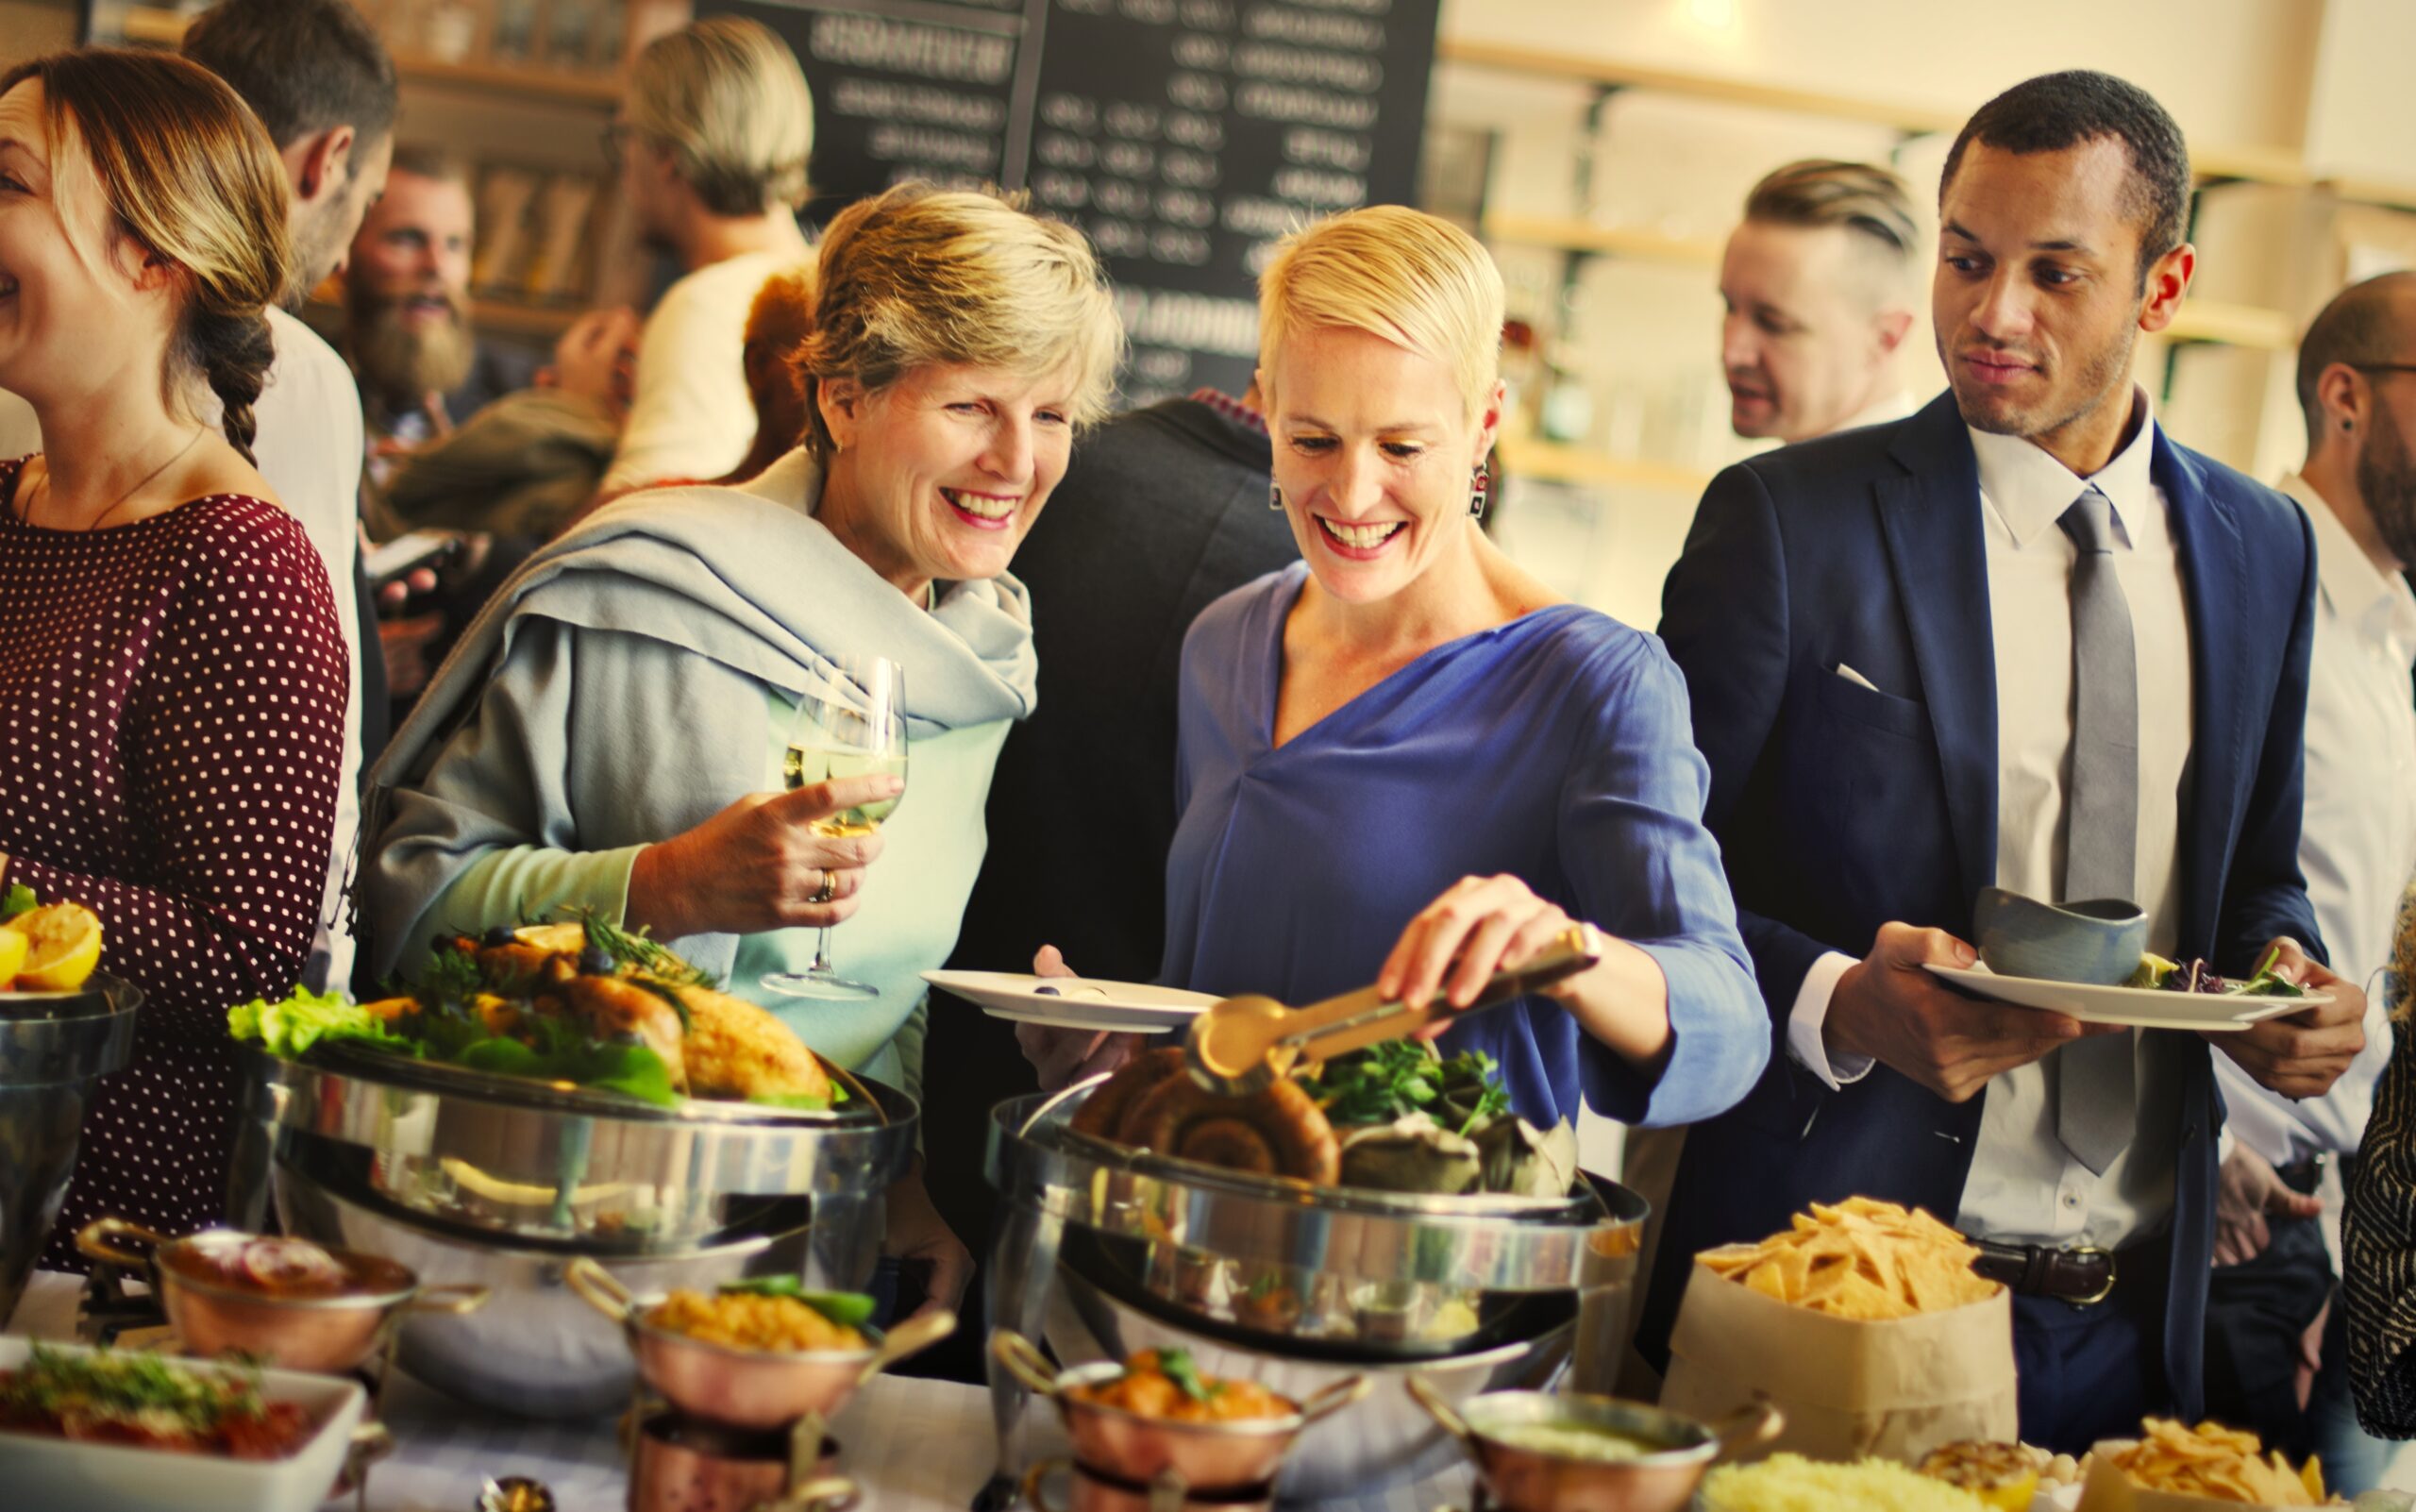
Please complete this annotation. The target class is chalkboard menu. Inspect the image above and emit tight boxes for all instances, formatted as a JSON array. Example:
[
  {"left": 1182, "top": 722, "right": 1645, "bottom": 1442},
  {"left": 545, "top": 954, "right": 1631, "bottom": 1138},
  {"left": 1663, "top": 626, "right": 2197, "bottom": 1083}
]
[{"left": 699, "top": 0, "right": 1442, "bottom": 404}]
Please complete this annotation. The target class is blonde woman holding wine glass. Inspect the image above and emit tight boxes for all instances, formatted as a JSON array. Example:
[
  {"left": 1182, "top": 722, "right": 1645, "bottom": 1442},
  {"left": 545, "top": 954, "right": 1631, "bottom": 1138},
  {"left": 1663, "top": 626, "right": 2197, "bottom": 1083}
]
[{"left": 366, "top": 182, "right": 1120, "bottom": 1319}]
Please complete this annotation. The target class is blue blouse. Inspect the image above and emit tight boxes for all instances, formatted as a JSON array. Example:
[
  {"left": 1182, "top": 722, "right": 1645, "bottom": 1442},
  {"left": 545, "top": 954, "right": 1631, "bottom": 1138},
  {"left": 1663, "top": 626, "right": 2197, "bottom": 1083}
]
[{"left": 1162, "top": 564, "right": 1768, "bottom": 1130}]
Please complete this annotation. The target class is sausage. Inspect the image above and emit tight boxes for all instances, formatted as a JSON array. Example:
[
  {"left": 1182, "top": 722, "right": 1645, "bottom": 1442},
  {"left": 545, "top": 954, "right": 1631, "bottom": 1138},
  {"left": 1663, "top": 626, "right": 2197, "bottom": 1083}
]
[
  {"left": 1126, "top": 1075, "right": 1340, "bottom": 1185},
  {"left": 1069, "top": 1047, "right": 1188, "bottom": 1140}
]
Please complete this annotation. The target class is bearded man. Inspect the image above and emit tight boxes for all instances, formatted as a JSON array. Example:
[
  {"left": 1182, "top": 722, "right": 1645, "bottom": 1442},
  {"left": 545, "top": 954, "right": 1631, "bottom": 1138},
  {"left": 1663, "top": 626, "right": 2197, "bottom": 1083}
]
[{"left": 340, "top": 146, "right": 536, "bottom": 485}]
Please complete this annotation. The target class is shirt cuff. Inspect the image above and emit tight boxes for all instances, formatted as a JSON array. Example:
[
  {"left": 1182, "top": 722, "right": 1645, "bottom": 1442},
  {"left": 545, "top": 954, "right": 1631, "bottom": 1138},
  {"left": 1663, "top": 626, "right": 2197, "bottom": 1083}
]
[{"left": 1787, "top": 950, "right": 1874, "bottom": 1090}]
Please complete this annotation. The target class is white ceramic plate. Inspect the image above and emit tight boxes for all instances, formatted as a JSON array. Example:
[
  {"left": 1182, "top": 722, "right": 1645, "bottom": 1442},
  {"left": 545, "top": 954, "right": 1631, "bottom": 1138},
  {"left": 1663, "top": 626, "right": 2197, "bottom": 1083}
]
[
  {"left": 0, "top": 1334, "right": 368, "bottom": 1512},
  {"left": 1925, "top": 963, "right": 2323, "bottom": 1030},
  {"left": 923, "top": 969, "right": 1218, "bottom": 1033}
]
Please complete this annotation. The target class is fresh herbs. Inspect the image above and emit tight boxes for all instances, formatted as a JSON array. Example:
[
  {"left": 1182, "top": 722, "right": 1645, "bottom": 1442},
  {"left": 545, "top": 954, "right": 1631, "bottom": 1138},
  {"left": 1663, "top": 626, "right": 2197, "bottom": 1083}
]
[
  {"left": 4, "top": 1343, "right": 265, "bottom": 1432},
  {"left": 714, "top": 1275, "right": 878, "bottom": 1327},
  {"left": 419, "top": 945, "right": 486, "bottom": 1005},
  {"left": 0, "top": 882, "right": 36, "bottom": 921},
  {"left": 1314, "top": 1042, "right": 1512, "bottom": 1136},
  {"left": 1155, "top": 1347, "right": 1222, "bottom": 1403},
  {"left": 578, "top": 908, "right": 716, "bottom": 989}
]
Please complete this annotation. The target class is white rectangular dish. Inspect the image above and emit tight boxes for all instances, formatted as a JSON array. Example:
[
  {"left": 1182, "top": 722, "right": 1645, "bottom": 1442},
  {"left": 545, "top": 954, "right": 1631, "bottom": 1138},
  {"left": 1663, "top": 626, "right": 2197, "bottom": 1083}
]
[{"left": 0, "top": 1334, "right": 367, "bottom": 1512}]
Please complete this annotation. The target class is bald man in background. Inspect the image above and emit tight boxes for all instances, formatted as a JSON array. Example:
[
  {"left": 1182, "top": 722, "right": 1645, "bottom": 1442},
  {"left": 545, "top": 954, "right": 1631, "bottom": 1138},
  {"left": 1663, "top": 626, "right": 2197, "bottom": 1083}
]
[
  {"left": 1720, "top": 159, "right": 1922, "bottom": 443},
  {"left": 2204, "top": 272, "right": 2416, "bottom": 1492}
]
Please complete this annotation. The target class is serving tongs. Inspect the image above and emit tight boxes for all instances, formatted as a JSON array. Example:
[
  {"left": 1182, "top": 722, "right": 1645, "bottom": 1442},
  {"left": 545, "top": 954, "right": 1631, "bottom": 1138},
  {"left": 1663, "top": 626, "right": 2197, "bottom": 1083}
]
[{"left": 1183, "top": 924, "right": 1602, "bottom": 1095}]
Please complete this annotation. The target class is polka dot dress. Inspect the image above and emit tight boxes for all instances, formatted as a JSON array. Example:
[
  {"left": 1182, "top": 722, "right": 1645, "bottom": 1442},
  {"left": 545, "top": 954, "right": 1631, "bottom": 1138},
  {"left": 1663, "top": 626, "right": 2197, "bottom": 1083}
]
[{"left": 0, "top": 459, "right": 348, "bottom": 1270}]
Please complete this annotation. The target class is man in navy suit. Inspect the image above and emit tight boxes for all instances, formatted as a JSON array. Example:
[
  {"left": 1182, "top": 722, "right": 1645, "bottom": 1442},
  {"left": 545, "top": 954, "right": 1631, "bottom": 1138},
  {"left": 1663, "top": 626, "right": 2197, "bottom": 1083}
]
[{"left": 1649, "top": 71, "right": 2369, "bottom": 1450}]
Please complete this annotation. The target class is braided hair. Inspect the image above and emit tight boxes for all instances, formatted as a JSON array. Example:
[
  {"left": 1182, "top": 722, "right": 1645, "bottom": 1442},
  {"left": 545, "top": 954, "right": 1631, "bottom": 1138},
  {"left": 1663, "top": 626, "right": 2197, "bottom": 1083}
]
[{"left": 0, "top": 50, "right": 292, "bottom": 463}]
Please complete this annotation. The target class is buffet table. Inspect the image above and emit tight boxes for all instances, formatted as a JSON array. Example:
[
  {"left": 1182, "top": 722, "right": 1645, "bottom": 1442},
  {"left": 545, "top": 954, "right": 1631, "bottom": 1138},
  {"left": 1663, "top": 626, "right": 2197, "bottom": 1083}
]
[{"left": 14, "top": 1272, "right": 1477, "bottom": 1512}]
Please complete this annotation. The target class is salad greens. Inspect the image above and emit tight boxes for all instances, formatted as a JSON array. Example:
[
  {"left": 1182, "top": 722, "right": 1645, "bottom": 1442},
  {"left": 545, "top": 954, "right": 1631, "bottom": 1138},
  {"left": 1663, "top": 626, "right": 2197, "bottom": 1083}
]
[
  {"left": 1, "top": 882, "right": 37, "bottom": 921},
  {"left": 227, "top": 986, "right": 400, "bottom": 1059},
  {"left": 1313, "top": 1041, "right": 1513, "bottom": 1136},
  {"left": 226, "top": 984, "right": 682, "bottom": 1108}
]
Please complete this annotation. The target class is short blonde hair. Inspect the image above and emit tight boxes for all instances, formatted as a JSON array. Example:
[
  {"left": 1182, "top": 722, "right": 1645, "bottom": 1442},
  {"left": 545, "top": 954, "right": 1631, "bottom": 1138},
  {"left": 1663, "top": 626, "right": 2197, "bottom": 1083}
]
[
  {"left": 1257, "top": 205, "right": 1503, "bottom": 419},
  {"left": 796, "top": 181, "right": 1122, "bottom": 461},
  {"left": 629, "top": 17, "right": 812, "bottom": 217}
]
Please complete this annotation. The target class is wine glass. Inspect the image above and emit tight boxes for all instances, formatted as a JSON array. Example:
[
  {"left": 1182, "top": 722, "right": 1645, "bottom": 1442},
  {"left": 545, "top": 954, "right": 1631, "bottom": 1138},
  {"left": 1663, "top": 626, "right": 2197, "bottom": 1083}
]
[{"left": 761, "top": 655, "right": 907, "bottom": 1000}]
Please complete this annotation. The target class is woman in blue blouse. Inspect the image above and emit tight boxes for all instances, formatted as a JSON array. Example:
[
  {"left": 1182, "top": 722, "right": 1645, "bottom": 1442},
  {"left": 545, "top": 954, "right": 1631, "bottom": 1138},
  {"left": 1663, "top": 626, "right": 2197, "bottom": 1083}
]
[{"left": 1034, "top": 207, "right": 1767, "bottom": 1130}]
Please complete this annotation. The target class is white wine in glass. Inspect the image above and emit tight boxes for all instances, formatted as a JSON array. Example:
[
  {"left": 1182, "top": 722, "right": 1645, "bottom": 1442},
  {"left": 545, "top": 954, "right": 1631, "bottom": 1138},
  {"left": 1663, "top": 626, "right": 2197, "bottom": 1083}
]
[{"left": 762, "top": 655, "right": 906, "bottom": 1000}]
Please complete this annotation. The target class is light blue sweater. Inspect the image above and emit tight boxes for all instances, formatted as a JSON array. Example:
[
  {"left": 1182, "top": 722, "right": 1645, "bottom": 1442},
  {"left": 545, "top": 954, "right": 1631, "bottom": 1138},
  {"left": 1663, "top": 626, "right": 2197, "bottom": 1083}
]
[{"left": 361, "top": 449, "right": 1037, "bottom": 1098}]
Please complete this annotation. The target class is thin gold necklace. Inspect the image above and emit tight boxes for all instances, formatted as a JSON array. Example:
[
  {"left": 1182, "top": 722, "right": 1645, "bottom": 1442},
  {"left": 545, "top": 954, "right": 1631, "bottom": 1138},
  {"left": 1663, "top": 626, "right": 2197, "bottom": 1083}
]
[{"left": 27, "top": 425, "right": 207, "bottom": 530}]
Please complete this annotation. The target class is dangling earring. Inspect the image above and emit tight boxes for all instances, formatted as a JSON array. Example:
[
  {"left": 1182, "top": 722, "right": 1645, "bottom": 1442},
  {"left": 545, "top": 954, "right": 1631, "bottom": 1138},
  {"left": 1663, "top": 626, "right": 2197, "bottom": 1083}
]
[
  {"left": 1469, "top": 462, "right": 1491, "bottom": 520},
  {"left": 1269, "top": 481, "right": 1286, "bottom": 512}
]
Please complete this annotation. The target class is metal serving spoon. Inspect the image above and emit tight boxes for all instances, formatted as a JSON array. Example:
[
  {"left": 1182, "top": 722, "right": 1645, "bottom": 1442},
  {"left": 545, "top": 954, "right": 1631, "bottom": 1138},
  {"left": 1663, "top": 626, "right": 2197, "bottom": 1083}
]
[{"left": 1183, "top": 924, "right": 1603, "bottom": 1095}]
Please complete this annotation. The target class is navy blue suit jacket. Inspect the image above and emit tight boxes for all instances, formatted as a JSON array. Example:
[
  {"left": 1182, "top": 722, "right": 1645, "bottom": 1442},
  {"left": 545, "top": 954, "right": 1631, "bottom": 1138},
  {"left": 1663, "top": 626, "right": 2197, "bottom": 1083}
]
[{"left": 1644, "top": 392, "right": 2325, "bottom": 1418}]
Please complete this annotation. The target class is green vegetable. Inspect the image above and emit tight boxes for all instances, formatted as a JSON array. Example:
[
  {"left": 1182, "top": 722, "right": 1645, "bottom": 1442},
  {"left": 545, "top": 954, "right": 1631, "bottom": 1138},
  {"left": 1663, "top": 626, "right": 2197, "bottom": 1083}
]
[
  {"left": 1156, "top": 1347, "right": 1222, "bottom": 1403},
  {"left": 2231, "top": 947, "right": 2307, "bottom": 999},
  {"left": 0, "top": 882, "right": 36, "bottom": 921},
  {"left": 227, "top": 986, "right": 399, "bottom": 1058},
  {"left": 714, "top": 1275, "right": 877, "bottom": 1326},
  {"left": 1314, "top": 1041, "right": 1513, "bottom": 1134},
  {"left": 3, "top": 1344, "right": 265, "bottom": 1433}
]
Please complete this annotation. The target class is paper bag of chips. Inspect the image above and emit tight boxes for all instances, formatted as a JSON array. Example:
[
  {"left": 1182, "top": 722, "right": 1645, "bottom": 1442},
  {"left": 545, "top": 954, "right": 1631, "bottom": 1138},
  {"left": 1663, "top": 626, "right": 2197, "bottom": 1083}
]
[{"left": 1661, "top": 1198, "right": 2018, "bottom": 1464}]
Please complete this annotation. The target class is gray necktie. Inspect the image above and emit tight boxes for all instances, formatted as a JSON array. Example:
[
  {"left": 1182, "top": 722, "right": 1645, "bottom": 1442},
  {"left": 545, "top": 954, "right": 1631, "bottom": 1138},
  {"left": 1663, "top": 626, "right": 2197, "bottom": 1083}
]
[{"left": 2055, "top": 486, "right": 2139, "bottom": 1176}]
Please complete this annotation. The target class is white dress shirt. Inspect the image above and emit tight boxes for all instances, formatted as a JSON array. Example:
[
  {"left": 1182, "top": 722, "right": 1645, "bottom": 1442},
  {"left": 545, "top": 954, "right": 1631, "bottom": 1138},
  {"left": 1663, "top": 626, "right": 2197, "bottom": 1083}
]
[
  {"left": 0, "top": 306, "right": 365, "bottom": 990},
  {"left": 1787, "top": 391, "right": 2197, "bottom": 1248},
  {"left": 2214, "top": 475, "right": 2412, "bottom": 1168}
]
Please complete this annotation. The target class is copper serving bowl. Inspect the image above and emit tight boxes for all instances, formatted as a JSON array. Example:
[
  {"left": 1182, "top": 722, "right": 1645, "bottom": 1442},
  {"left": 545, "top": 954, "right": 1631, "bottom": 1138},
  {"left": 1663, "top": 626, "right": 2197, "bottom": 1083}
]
[
  {"left": 1019, "top": 1460, "right": 1276, "bottom": 1512},
  {"left": 77, "top": 1218, "right": 489, "bottom": 1374},
  {"left": 992, "top": 1330, "right": 1367, "bottom": 1494},
  {"left": 1405, "top": 1383, "right": 1781, "bottom": 1512},
  {"left": 629, "top": 1413, "right": 855, "bottom": 1512},
  {"left": 565, "top": 1256, "right": 953, "bottom": 1432}
]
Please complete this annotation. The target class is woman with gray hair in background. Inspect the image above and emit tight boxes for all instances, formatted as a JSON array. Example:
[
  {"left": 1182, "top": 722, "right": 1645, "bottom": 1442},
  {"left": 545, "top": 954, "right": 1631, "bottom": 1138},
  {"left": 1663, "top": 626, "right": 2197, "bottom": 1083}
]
[{"left": 365, "top": 181, "right": 1122, "bottom": 1319}]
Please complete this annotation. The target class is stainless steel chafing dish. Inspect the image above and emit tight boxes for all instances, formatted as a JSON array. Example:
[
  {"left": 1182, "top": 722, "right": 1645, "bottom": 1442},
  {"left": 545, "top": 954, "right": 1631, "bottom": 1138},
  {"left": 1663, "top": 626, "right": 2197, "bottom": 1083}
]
[
  {"left": 243, "top": 1043, "right": 918, "bottom": 1418},
  {"left": 0, "top": 974, "right": 143, "bottom": 1327},
  {"left": 980, "top": 1089, "right": 1646, "bottom": 1507}
]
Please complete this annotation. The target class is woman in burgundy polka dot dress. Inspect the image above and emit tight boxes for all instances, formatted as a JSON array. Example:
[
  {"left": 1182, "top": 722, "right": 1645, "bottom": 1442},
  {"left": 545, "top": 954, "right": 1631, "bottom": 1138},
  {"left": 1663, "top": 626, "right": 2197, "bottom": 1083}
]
[{"left": 0, "top": 50, "right": 347, "bottom": 1268}]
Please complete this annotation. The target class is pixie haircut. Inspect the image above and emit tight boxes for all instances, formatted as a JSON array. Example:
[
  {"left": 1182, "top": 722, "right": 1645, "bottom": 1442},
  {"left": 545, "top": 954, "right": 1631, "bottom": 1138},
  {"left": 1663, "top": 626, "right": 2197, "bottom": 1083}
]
[
  {"left": 629, "top": 17, "right": 814, "bottom": 218},
  {"left": 1941, "top": 70, "right": 2190, "bottom": 289},
  {"left": 2295, "top": 272, "right": 2416, "bottom": 448},
  {"left": 1745, "top": 160, "right": 1919, "bottom": 271},
  {"left": 1257, "top": 204, "right": 1504, "bottom": 420},
  {"left": 180, "top": 0, "right": 397, "bottom": 153},
  {"left": 794, "top": 182, "right": 1123, "bottom": 461}
]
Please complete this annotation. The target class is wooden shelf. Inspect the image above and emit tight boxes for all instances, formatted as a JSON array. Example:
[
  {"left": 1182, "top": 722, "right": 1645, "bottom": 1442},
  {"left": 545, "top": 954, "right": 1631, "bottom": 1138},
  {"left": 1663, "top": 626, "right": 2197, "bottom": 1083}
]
[
  {"left": 2321, "top": 174, "right": 2416, "bottom": 213},
  {"left": 470, "top": 299, "right": 581, "bottom": 339},
  {"left": 2163, "top": 300, "right": 2294, "bottom": 351},
  {"left": 1484, "top": 213, "right": 1722, "bottom": 268},
  {"left": 1439, "top": 38, "right": 2314, "bottom": 193},
  {"left": 1498, "top": 434, "right": 1711, "bottom": 494},
  {"left": 393, "top": 54, "right": 627, "bottom": 107}
]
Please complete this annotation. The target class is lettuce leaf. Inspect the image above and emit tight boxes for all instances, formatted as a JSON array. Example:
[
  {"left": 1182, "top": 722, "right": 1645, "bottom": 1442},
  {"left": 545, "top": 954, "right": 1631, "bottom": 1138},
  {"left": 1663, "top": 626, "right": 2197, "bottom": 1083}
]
[
  {"left": 226, "top": 986, "right": 398, "bottom": 1058},
  {"left": 0, "top": 882, "right": 36, "bottom": 921}
]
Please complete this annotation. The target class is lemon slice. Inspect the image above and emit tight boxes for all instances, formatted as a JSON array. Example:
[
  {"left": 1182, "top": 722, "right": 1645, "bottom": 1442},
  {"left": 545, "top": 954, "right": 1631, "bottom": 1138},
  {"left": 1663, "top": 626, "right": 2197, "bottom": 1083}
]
[
  {"left": 10, "top": 902, "right": 102, "bottom": 991},
  {"left": 0, "top": 928, "right": 28, "bottom": 987}
]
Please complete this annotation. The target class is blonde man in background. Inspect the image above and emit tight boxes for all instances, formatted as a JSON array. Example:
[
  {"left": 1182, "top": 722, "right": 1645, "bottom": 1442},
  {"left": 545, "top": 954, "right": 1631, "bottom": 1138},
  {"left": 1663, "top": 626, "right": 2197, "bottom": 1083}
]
[
  {"left": 557, "top": 15, "right": 813, "bottom": 494},
  {"left": 1720, "top": 159, "right": 1921, "bottom": 444}
]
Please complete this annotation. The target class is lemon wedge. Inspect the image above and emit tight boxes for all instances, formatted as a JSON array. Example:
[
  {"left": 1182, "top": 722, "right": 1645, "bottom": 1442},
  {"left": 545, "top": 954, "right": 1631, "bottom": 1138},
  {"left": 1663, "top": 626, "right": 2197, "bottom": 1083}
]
[
  {"left": 0, "top": 927, "right": 29, "bottom": 987},
  {"left": 10, "top": 902, "right": 102, "bottom": 991}
]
